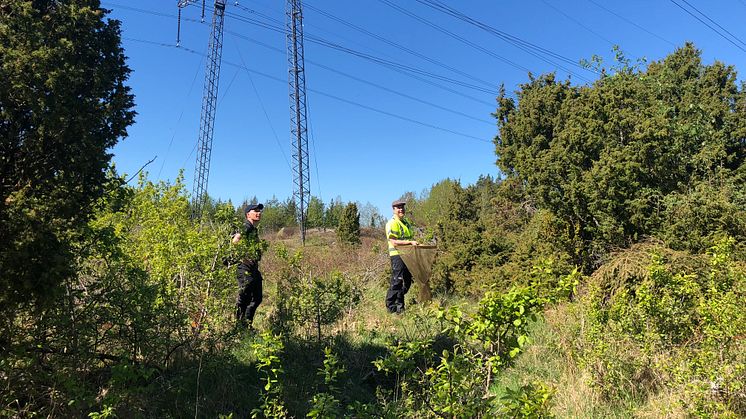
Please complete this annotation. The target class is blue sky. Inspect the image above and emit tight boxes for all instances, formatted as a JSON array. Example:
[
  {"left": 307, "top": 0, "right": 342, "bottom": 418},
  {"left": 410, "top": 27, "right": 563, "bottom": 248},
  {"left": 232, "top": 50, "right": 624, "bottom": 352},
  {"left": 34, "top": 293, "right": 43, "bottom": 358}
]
[{"left": 104, "top": 0, "right": 746, "bottom": 217}]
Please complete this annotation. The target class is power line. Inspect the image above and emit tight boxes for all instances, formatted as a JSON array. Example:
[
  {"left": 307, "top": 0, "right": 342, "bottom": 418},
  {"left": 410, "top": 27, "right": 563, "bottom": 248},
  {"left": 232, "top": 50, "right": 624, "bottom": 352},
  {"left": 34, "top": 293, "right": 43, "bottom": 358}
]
[
  {"left": 669, "top": 0, "right": 746, "bottom": 53},
  {"left": 158, "top": 46, "right": 204, "bottom": 179},
  {"left": 210, "top": 4, "right": 501, "bottom": 106},
  {"left": 223, "top": 8, "right": 503, "bottom": 106},
  {"left": 227, "top": 29, "right": 494, "bottom": 118},
  {"left": 304, "top": 2, "right": 498, "bottom": 91},
  {"left": 418, "top": 0, "right": 593, "bottom": 73},
  {"left": 232, "top": 38, "right": 292, "bottom": 171},
  {"left": 111, "top": 3, "right": 496, "bottom": 113},
  {"left": 586, "top": 0, "right": 675, "bottom": 48},
  {"left": 408, "top": 0, "right": 596, "bottom": 81},
  {"left": 539, "top": 0, "right": 616, "bottom": 47},
  {"left": 309, "top": 88, "right": 490, "bottom": 143},
  {"left": 222, "top": 7, "right": 500, "bottom": 95},
  {"left": 375, "top": 0, "right": 534, "bottom": 76},
  {"left": 123, "top": 36, "right": 490, "bottom": 144},
  {"left": 677, "top": 0, "right": 746, "bottom": 49}
]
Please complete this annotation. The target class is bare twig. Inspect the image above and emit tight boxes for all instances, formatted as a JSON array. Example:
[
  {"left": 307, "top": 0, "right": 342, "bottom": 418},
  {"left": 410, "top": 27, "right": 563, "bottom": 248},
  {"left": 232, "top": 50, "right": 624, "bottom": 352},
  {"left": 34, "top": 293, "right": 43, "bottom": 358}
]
[{"left": 125, "top": 155, "right": 157, "bottom": 184}]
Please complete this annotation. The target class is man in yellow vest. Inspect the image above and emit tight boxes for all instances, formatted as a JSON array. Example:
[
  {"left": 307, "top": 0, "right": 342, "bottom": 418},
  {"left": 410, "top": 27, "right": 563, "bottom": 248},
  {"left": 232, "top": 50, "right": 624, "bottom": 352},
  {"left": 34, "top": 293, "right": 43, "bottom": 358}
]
[{"left": 385, "top": 199, "right": 418, "bottom": 314}]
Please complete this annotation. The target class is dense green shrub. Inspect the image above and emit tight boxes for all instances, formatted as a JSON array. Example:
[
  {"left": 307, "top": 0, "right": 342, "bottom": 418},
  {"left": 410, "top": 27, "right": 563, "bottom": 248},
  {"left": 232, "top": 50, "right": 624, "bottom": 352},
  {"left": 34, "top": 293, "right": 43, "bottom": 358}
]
[
  {"left": 2, "top": 173, "right": 242, "bottom": 416},
  {"left": 576, "top": 239, "right": 746, "bottom": 415},
  {"left": 271, "top": 245, "right": 361, "bottom": 340},
  {"left": 495, "top": 44, "right": 746, "bottom": 269},
  {"left": 659, "top": 179, "right": 746, "bottom": 254},
  {"left": 370, "top": 284, "right": 564, "bottom": 418},
  {"left": 251, "top": 331, "right": 288, "bottom": 418},
  {"left": 429, "top": 177, "right": 575, "bottom": 296},
  {"left": 431, "top": 180, "right": 513, "bottom": 295}
]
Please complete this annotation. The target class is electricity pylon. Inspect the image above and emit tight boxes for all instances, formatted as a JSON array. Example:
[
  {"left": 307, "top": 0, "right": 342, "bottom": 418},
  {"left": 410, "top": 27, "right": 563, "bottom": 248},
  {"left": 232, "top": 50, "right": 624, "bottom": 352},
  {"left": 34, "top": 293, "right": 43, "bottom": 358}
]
[
  {"left": 286, "top": 0, "right": 311, "bottom": 243},
  {"left": 178, "top": 0, "right": 227, "bottom": 219}
]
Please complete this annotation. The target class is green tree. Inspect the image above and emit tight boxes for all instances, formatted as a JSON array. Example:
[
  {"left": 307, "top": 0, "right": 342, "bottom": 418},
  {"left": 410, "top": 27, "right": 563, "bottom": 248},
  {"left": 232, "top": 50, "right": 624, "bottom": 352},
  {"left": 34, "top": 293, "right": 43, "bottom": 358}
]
[
  {"left": 258, "top": 196, "right": 285, "bottom": 230},
  {"left": 337, "top": 202, "right": 361, "bottom": 245},
  {"left": 0, "top": 0, "right": 135, "bottom": 308},
  {"left": 357, "top": 201, "right": 384, "bottom": 228},
  {"left": 324, "top": 197, "right": 344, "bottom": 229},
  {"left": 408, "top": 178, "right": 459, "bottom": 228},
  {"left": 433, "top": 181, "right": 494, "bottom": 293},
  {"left": 3, "top": 172, "right": 239, "bottom": 416},
  {"left": 306, "top": 196, "right": 325, "bottom": 229},
  {"left": 494, "top": 43, "right": 746, "bottom": 268},
  {"left": 284, "top": 197, "right": 298, "bottom": 227}
]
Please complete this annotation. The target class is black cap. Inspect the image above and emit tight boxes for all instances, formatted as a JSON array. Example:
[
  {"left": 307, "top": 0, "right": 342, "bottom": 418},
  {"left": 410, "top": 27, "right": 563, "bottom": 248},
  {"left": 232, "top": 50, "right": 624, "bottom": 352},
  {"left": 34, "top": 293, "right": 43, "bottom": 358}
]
[
  {"left": 245, "top": 203, "right": 264, "bottom": 213},
  {"left": 392, "top": 199, "right": 406, "bottom": 207}
]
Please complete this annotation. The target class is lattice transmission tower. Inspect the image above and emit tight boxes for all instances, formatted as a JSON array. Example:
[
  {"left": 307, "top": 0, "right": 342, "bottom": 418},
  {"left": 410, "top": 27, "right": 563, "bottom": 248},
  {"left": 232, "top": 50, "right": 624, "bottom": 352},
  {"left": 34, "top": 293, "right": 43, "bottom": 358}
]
[
  {"left": 177, "top": 0, "right": 227, "bottom": 219},
  {"left": 286, "top": 0, "right": 311, "bottom": 244}
]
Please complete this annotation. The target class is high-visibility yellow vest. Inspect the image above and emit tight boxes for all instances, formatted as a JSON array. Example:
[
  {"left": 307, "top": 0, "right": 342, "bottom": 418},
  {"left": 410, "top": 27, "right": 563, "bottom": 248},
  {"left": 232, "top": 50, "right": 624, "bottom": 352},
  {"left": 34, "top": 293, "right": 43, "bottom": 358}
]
[{"left": 386, "top": 217, "right": 414, "bottom": 256}]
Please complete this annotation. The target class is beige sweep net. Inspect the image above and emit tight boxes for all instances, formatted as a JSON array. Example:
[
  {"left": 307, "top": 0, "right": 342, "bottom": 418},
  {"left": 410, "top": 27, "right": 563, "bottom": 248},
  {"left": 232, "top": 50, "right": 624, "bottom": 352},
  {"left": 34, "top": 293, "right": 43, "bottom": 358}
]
[{"left": 394, "top": 244, "right": 438, "bottom": 303}]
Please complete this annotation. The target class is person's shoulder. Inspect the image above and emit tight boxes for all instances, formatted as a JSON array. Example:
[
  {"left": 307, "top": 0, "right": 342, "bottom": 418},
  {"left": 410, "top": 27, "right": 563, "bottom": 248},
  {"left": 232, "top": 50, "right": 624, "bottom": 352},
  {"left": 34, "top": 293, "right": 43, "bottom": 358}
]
[{"left": 244, "top": 220, "right": 256, "bottom": 233}]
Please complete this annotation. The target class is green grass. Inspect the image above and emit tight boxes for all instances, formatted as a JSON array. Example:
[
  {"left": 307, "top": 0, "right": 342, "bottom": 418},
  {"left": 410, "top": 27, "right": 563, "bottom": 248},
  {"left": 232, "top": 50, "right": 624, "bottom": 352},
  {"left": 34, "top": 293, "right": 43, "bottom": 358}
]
[{"left": 492, "top": 305, "right": 645, "bottom": 418}]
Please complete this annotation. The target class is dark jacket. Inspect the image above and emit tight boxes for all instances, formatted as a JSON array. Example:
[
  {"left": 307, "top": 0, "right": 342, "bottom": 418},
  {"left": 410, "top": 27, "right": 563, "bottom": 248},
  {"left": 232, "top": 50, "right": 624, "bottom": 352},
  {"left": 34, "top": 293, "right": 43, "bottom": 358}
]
[{"left": 239, "top": 220, "right": 261, "bottom": 269}]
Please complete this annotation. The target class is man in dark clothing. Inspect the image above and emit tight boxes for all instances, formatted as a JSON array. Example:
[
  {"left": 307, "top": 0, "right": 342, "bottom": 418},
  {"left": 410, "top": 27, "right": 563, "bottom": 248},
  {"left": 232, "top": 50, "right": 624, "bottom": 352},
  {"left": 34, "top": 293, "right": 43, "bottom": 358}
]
[{"left": 232, "top": 203, "right": 265, "bottom": 328}]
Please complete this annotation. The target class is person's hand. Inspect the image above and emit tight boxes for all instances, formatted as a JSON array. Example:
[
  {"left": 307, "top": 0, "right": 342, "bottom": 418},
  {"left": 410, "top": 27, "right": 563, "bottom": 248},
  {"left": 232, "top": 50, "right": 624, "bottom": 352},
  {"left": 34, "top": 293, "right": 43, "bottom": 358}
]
[
  {"left": 232, "top": 233, "right": 241, "bottom": 244},
  {"left": 411, "top": 240, "right": 419, "bottom": 246}
]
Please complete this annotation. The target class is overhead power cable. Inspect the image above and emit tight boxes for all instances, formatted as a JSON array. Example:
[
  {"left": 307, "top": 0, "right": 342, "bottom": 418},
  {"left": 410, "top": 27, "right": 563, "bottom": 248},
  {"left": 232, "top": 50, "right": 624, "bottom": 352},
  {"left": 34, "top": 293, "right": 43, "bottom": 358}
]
[
  {"left": 407, "top": 0, "right": 596, "bottom": 81},
  {"left": 123, "top": 37, "right": 490, "bottom": 143},
  {"left": 676, "top": 0, "right": 746, "bottom": 49},
  {"left": 374, "top": 0, "right": 534, "bottom": 76},
  {"left": 539, "top": 0, "right": 616, "bottom": 47},
  {"left": 304, "top": 2, "right": 498, "bottom": 91},
  {"left": 109, "top": 2, "right": 496, "bottom": 108},
  {"left": 232, "top": 39, "right": 292, "bottom": 171},
  {"left": 158, "top": 51, "right": 204, "bottom": 179},
  {"left": 220, "top": 8, "right": 499, "bottom": 105},
  {"left": 669, "top": 0, "right": 746, "bottom": 53},
  {"left": 586, "top": 0, "right": 675, "bottom": 47},
  {"left": 108, "top": 2, "right": 497, "bottom": 97},
  {"left": 221, "top": 7, "right": 499, "bottom": 95},
  {"left": 227, "top": 29, "right": 495, "bottom": 119}
]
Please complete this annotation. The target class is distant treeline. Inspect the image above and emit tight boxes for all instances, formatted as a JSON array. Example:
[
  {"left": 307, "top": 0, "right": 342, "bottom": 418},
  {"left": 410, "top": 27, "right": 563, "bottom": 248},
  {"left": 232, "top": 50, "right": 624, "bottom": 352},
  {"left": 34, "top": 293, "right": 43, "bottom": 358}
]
[{"left": 197, "top": 195, "right": 387, "bottom": 231}]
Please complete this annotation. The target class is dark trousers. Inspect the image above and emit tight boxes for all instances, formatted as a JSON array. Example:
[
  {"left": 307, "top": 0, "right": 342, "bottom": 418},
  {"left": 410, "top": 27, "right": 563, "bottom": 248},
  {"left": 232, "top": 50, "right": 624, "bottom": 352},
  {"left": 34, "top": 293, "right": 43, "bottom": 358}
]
[
  {"left": 386, "top": 255, "right": 412, "bottom": 313},
  {"left": 236, "top": 264, "right": 263, "bottom": 324}
]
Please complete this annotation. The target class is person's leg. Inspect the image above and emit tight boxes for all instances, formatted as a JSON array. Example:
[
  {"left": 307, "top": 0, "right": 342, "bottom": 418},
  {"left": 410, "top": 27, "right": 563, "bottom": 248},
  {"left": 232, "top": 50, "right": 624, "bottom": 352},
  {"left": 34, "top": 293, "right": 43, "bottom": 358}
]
[
  {"left": 399, "top": 264, "right": 413, "bottom": 310},
  {"left": 236, "top": 267, "right": 250, "bottom": 321},
  {"left": 245, "top": 269, "right": 264, "bottom": 326},
  {"left": 386, "top": 256, "right": 405, "bottom": 313}
]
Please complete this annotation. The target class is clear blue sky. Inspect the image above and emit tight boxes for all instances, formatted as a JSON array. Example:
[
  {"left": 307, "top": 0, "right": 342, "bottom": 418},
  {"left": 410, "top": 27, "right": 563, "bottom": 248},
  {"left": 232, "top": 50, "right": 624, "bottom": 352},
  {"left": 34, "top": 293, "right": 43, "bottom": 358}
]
[{"left": 104, "top": 0, "right": 746, "bottom": 217}]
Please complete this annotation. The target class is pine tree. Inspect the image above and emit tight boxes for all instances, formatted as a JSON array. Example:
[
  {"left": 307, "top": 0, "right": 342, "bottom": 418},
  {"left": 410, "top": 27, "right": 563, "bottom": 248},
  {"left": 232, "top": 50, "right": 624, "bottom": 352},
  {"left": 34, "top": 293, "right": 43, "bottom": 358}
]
[{"left": 337, "top": 202, "right": 361, "bottom": 245}]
